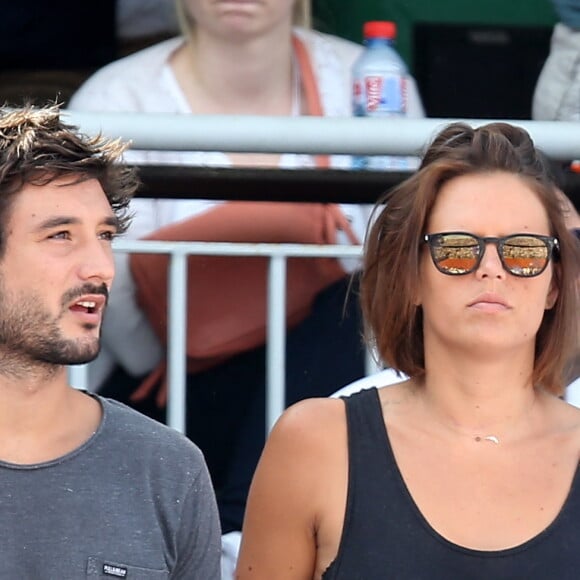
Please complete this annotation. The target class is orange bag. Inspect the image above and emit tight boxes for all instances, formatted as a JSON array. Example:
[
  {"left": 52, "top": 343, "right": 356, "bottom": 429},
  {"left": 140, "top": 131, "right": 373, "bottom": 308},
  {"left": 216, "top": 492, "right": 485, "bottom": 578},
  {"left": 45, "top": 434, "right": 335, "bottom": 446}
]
[{"left": 130, "top": 201, "right": 356, "bottom": 374}]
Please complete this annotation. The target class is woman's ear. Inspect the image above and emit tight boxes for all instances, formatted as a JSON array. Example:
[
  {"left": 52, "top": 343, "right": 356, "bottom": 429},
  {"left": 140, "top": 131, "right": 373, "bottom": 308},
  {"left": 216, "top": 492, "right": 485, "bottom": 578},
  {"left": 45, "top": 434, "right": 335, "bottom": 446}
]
[
  {"left": 545, "top": 279, "right": 559, "bottom": 310},
  {"left": 413, "top": 264, "right": 423, "bottom": 306},
  {"left": 412, "top": 281, "right": 423, "bottom": 307}
]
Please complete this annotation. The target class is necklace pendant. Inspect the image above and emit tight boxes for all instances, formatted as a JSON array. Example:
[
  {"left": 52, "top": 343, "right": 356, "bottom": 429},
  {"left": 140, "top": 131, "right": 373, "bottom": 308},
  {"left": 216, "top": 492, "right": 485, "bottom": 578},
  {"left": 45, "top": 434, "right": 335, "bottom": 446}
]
[{"left": 474, "top": 435, "right": 500, "bottom": 444}]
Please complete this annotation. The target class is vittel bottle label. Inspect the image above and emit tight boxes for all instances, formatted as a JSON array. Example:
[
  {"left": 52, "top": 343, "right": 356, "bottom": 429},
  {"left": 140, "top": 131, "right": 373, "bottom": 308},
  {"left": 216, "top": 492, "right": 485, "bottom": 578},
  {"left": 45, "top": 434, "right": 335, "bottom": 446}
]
[{"left": 363, "top": 74, "right": 407, "bottom": 115}]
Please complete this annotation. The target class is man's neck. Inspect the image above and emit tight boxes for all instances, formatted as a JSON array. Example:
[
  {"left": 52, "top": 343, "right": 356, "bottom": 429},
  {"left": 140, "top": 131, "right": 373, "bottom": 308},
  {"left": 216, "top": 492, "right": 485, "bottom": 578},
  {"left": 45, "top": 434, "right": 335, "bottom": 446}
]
[{"left": 0, "top": 374, "right": 101, "bottom": 465}]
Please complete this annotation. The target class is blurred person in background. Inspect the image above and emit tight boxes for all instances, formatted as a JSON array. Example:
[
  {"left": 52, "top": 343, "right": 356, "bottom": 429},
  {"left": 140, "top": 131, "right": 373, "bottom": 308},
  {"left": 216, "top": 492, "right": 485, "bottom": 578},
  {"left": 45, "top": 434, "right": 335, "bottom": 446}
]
[
  {"left": 532, "top": 0, "right": 580, "bottom": 121},
  {"left": 560, "top": 189, "right": 580, "bottom": 399},
  {"left": 68, "top": 0, "right": 426, "bottom": 538},
  {"left": 531, "top": 0, "right": 580, "bottom": 405}
]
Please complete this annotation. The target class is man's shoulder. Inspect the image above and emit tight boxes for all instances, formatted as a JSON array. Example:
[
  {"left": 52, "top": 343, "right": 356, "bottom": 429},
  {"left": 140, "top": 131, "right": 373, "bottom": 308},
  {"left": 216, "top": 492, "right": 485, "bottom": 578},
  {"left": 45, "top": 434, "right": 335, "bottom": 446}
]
[{"left": 97, "top": 395, "right": 204, "bottom": 466}]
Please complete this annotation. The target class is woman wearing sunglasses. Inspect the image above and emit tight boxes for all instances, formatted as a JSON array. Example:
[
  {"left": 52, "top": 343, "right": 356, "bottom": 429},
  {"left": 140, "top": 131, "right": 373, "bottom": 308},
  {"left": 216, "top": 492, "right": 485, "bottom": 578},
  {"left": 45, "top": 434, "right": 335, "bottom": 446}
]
[{"left": 236, "top": 121, "right": 580, "bottom": 579}]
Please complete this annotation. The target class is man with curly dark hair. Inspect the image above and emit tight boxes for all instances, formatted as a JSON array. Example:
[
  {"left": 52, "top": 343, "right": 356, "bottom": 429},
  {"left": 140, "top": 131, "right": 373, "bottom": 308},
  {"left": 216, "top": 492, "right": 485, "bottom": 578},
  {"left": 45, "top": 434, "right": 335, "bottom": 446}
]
[{"left": 0, "top": 103, "right": 221, "bottom": 579}]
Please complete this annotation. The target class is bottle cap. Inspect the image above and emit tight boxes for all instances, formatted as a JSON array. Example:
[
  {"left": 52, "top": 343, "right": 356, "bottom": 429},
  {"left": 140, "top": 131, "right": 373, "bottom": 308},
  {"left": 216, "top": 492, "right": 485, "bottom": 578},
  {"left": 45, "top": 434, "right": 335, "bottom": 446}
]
[{"left": 363, "top": 21, "right": 397, "bottom": 40}]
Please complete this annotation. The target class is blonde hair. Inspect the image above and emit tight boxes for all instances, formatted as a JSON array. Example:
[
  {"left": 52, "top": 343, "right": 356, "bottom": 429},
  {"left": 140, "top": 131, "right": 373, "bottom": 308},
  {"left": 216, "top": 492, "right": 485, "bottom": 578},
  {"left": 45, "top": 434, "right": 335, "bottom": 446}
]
[{"left": 175, "top": 0, "right": 311, "bottom": 38}]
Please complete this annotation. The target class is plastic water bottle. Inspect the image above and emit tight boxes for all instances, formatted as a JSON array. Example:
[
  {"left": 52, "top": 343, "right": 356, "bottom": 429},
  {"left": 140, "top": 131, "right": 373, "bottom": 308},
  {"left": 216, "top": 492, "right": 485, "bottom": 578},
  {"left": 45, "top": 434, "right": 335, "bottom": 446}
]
[{"left": 352, "top": 21, "right": 410, "bottom": 170}]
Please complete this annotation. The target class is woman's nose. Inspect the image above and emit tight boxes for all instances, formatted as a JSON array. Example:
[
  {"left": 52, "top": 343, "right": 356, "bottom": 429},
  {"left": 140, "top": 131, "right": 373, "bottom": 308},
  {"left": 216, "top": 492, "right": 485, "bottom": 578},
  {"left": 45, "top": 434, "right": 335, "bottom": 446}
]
[{"left": 475, "top": 242, "right": 507, "bottom": 279}]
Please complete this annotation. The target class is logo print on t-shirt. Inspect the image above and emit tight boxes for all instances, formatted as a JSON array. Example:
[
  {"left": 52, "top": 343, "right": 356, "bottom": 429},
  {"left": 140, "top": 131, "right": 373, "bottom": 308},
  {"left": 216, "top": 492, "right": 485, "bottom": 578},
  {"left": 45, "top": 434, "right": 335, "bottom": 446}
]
[{"left": 103, "top": 563, "right": 128, "bottom": 578}]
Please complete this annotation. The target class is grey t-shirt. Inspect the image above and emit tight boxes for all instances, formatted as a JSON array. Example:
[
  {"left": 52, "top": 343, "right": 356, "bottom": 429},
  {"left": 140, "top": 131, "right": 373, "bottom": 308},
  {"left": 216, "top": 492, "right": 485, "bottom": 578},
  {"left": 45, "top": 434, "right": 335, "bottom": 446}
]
[{"left": 0, "top": 394, "right": 221, "bottom": 579}]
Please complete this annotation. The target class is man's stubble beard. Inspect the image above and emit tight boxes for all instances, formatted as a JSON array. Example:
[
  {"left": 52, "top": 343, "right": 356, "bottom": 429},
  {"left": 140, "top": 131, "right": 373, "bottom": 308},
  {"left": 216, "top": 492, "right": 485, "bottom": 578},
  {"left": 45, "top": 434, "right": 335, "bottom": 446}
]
[{"left": 0, "top": 280, "right": 105, "bottom": 367}]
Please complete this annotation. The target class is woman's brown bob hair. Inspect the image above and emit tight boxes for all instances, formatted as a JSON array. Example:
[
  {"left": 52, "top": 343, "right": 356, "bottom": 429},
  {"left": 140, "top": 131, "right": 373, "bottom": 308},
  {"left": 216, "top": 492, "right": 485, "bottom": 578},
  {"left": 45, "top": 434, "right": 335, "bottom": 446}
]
[{"left": 360, "top": 121, "right": 580, "bottom": 395}]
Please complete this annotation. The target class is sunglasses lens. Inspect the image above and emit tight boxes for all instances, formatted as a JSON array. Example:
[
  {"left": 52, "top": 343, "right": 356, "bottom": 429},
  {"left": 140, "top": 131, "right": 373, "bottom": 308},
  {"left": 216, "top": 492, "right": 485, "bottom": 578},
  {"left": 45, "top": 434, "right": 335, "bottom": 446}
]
[
  {"left": 502, "top": 236, "right": 549, "bottom": 276},
  {"left": 431, "top": 233, "right": 480, "bottom": 274}
]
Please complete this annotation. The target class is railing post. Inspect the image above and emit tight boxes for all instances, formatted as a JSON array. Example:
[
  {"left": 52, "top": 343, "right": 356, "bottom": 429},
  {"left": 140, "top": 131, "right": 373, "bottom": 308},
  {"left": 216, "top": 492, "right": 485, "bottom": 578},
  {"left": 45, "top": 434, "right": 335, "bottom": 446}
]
[
  {"left": 266, "top": 253, "right": 287, "bottom": 434},
  {"left": 166, "top": 251, "right": 188, "bottom": 433}
]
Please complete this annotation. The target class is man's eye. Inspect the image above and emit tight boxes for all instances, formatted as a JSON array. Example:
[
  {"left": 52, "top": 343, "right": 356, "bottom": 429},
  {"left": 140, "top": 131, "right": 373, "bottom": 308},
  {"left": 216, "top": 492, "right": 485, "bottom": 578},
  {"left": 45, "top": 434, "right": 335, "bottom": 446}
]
[
  {"left": 49, "top": 231, "right": 71, "bottom": 240},
  {"left": 99, "top": 230, "right": 117, "bottom": 242}
]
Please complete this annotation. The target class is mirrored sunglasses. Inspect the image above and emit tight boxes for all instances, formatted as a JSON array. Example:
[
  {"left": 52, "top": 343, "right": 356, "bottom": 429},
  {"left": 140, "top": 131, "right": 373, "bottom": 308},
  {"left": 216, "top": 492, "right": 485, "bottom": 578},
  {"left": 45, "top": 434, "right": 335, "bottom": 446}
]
[{"left": 423, "top": 232, "right": 559, "bottom": 277}]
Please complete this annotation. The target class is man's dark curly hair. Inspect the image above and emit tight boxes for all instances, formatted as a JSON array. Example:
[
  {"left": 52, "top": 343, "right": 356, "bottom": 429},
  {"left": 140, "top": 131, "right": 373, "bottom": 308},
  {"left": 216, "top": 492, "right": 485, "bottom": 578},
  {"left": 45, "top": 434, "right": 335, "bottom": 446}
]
[{"left": 0, "top": 102, "right": 137, "bottom": 252}]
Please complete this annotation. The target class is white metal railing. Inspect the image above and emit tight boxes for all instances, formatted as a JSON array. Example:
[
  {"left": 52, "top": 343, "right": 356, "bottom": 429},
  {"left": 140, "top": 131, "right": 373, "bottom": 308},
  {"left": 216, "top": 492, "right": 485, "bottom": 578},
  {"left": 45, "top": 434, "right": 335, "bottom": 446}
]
[
  {"left": 68, "top": 239, "right": 372, "bottom": 434},
  {"left": 63, "top": 112, "right": 580, "bottom": 160}
]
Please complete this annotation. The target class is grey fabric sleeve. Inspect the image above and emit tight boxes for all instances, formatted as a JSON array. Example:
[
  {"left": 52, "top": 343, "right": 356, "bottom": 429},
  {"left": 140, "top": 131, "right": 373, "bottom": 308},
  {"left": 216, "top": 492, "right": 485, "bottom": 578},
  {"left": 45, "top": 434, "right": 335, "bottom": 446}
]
[{"left": 172, "top": 456, "right": 222, "bottom": 579}]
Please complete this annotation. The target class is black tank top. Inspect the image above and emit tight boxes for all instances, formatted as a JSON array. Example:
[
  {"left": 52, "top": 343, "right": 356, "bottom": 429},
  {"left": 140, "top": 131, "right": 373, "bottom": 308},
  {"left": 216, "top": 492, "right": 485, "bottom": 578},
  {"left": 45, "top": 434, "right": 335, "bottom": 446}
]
[{"left": 322, "top": 387, "right": 580, "bottom": 580}]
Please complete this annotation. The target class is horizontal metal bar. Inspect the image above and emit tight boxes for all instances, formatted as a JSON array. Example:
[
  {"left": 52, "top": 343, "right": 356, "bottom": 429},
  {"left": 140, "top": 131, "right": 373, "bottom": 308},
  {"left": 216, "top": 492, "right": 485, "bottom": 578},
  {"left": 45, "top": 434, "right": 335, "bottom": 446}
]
[
  {"left": 113, "top": 239, "right": 363, "bottom": 258},
  {"left": 135, "top": 165, "right": 405, "bottom": 204},
  {"left": 63, "top": 111, "right": 580, "bottom": 161}
]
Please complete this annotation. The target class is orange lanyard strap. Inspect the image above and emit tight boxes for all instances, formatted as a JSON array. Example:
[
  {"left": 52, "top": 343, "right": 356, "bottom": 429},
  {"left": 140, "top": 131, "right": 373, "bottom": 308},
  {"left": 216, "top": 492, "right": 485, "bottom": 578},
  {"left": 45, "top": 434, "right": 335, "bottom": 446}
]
[{"left": 292, "top": 34, "right": 330, "bottom": 169}]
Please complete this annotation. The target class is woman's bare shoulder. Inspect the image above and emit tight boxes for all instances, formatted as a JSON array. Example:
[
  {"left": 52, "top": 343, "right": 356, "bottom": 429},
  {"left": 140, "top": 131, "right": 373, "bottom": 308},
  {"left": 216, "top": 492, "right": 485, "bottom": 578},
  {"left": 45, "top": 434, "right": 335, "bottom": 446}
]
[
  {"left": 268, "top": 396, "right": 347, "bottom": 450},
  {"left": 238, "top": 397, "right": 348, "bottom": 579},
  {"left": 250, "top": 398, "right": 348, "bottom": 509},
  {"left": 247, "top": 399, "right": 346, "bottom": 495}
]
